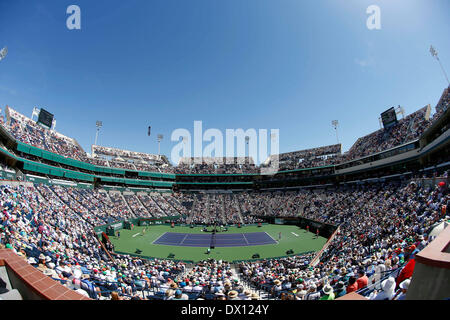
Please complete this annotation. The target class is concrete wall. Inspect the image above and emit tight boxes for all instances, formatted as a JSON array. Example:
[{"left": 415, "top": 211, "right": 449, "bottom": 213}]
[
  {"left": 407, "top": 225, "right": 450, "bottom": 300},
  {"left": 407, "top": 262, "right": 450, "bottom": 300}
]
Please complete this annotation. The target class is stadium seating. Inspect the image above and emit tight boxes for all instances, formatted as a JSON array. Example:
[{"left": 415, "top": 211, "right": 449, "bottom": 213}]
[
  {"left": 0, "top": 176, "right": 448, "bottom": 300},
  {"left": 0, "top": 87, "right": 449, "bottom": 300},
  {"left": 3, "top": 89, "right": 449, "bottom": 175}
]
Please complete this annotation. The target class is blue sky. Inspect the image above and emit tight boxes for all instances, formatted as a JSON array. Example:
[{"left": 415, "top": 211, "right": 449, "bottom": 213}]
[{"left": 0, "top": 0, "right": 449, "bottom": 164}]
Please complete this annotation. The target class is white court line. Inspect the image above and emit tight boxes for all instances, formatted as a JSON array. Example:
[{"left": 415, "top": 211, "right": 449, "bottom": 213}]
[
  {"left": 152, "top": 242, "right": 180, "bottom": 246},
  {"left": 291, "top": 232, "right": 299, "bottom": 237},
  {"left": 132, "top": 233, "right": 141, "bottom": 238},
  {"left": 151, "top": 232, "right": 168, "bottom": 244},
  {"left": 265, "top": 232, "right": 279, "bottom": 244},
  {"left": 180, "top": 234, "right": 189, "bottom": 245},
  {"left": 242, "top": 233, "right": 250, "bottom": 245}
]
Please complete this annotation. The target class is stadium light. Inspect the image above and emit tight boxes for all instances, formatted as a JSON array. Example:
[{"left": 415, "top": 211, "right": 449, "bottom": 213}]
[
  {"left": 0, "top": 47, "right": 7, "bottom": 62},
  {"left": 332, "top": 120, "right": 339, "bottom": 144},
  {"left": 157, "top": 134, "right": 163, "bottom": 157},
  {"left": 244, "top": 136, "right": 251, "bottom": 162},
  {"left": 396, "top": 105, "right": 405, "bottom": 119},
  {"left": 94, "top": 121, "right": 102, "bottom": 146},
  {"left": 430, "top": 45, "right": 450, "bottom": 86}
]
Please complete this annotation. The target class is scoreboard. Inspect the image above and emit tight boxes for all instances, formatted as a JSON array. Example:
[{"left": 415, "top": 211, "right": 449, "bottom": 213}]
[
  {"left": 37, "top": 108, "right": 54, "bottom": 128},
  {"left": 380, "top": 107, "right": 398, "bottom": 129}
]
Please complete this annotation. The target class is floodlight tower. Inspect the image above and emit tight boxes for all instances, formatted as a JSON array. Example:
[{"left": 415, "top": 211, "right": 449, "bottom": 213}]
[
  {"left": 332, "top": 120, "right": 339, "bottom": 144},
  {"left": 245, "top": 135, "right": 250, "bottom": 159},
  {"left": 430, "top": 45, "right": 450, "bottom": 86},
  {"left": 396, "top": 105, "right": 405, "bottom": 119},
  {"left": 94, "top": 121, "right": 102, "bottom": 146}
]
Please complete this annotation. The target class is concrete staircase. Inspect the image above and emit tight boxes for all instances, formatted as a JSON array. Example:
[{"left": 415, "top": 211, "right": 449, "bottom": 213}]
[
  {"left": 135, "top": 193, "right": 152, "bottom": 217},
  {"left": 187, "top": 195, "right": 198, "bottom": 224},
  {"left": 120, "top": 192, "right": 136, "bottom": 218},
  {"left": 232, "top": 195, "right": 244, "bottom": 224}
]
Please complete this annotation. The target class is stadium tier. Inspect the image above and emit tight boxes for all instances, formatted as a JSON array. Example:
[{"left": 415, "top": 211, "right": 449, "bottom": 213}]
[
  {"left": 342, "top": 106, "right": 431, "bottom": 162},
  {"left": 176, "top": 157, "right": 259, "bottom": 174},
  {"left": 0, "top": 86, "right": 449, "bottom": 301},
  {"left": 2, "top": 86, "right": 448, "bottom": 178},
  {"left": 0, "top": 178, "right": 448, "bottom": 300},
  {"left": 92, "top": 144, "right": 173, "bottom": 173}
]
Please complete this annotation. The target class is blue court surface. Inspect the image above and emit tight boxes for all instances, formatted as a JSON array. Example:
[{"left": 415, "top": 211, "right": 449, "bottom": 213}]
[{"left": 152, "top": 232, "right": 277, "bottom": 247}]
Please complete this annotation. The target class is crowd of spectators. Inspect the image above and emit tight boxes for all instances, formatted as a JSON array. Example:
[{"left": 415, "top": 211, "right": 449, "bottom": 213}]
[
  {"left": 187, "top": 194, "right": 216, "bottom": 225},
  {"left": 175, "top": 193, "right": 265, "bottom": 226},
  {"left": 123, "top": 194, "right": 150, "bottom": 217},
  {"left": 223, "top": 194, "right": 243, "bottom": 225},
  {"left": 237, "top": 180, "right": 448, "bottom": 300},
  {"left": 262, "top": 105, "right": 432, "bottom": 171},
  {"left": 92, "top": 145, "right": 174, "bottom": 173},
  {"left": 65, "top": 187, "right": 119, "bottom": 224},
  {"left": 2, "top": 107, "right": 175, "bottom": 174},
  {"left": 0, "top": 183, "right": 191, "bottom": 300},
  {"left": 341, "top": 106, "right": 430, "bottom": 162},
  {"left": 149, "top": 259, "right": 260, "bottom": 300},
  {"left": 165, "top": 193, "right": 188, "bottom": 216},
  {"left": 6, "top": 107, "right": 87, "bottom": 161},
  {"left": 207, "top": 190, "right": 312, "bottom": 219},
  {"left": 176, "top": 157, "right": 259, "bottom": 174},
  {"left": 1, "top": 87, "right": 449, "bottom": 300},
  {"left": 150, "top": 193, "right": 179, "bottom": 217},
  {"left": 136, "top": 194, "right": 166, "bottom": 218},
  {"left": 263, "top": 144, "right": 342, "bottom": 171},
  {"left": 3, "top": 87, "right": 449, "bottom": 176},
  {"left": 0, "top": 177, "right": 448, "bottom": 300},
  {"left": 174, "top": 97, "right": 445, "bottom": 173},
  {"left": 108, "top": 192, "right": 136, "bottom": 219},
  {"left": 0, "top": 182, "right": 254, "bottom": 300},
  {"left": 92, "top": 145, "right": 164, "bottom": 163},
  {"left": 428, "top": 86, "right": 450, "bottom": 126}
]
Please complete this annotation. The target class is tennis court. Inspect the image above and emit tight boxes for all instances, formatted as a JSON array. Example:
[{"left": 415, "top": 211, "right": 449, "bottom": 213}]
[
  {"left": 152, "top": 232, "right": 277, "bottom": 247},
  {"left": 110, "top": 225, "right": 327, "bottom": 262}
]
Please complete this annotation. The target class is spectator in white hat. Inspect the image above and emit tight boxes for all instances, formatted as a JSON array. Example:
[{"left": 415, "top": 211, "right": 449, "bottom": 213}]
[
  {"left": 368, "top": 277, "right": 396, "bottom": 300},
  {"left": 320, "top": 284, "right": 335, "bottom": 300},
  {"left": 393, "top": 279, "right": 410, "bottom": 300}
]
